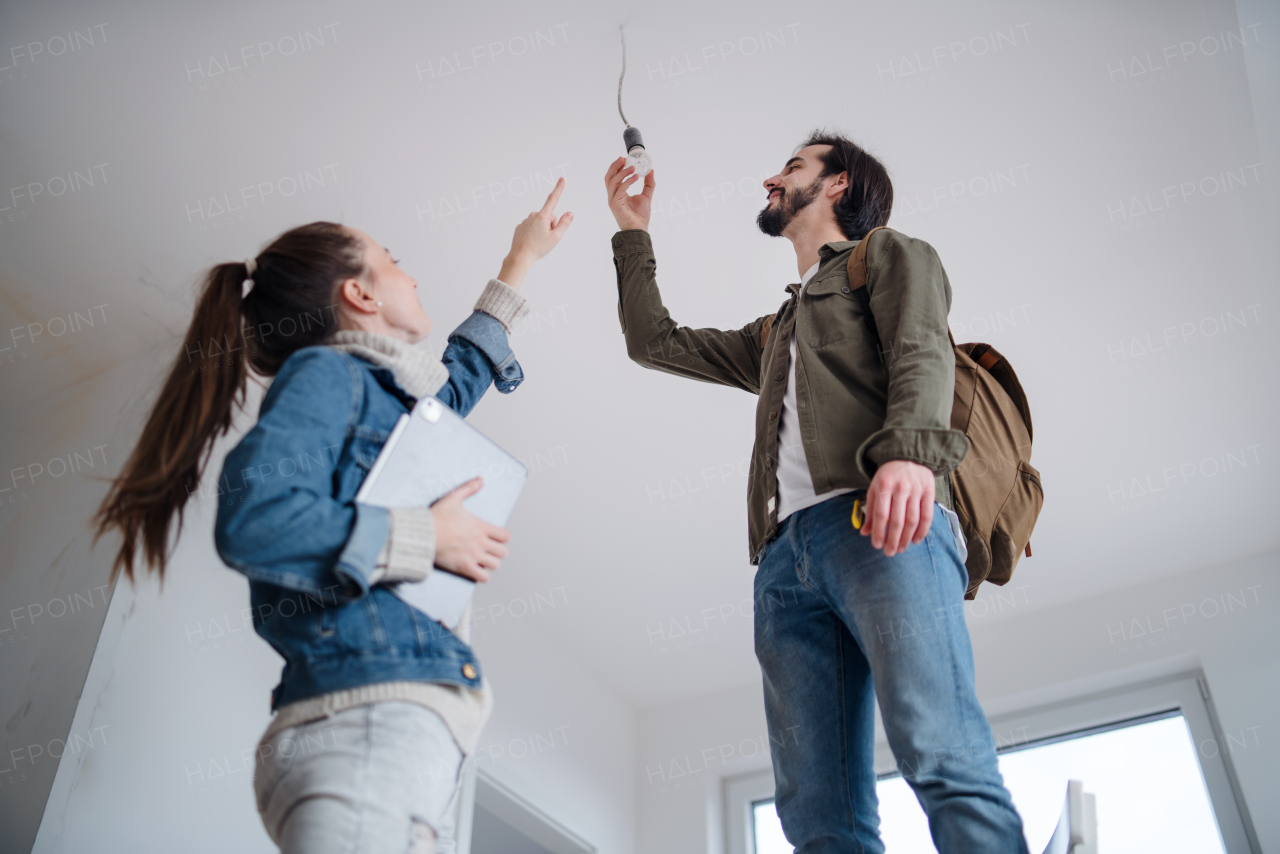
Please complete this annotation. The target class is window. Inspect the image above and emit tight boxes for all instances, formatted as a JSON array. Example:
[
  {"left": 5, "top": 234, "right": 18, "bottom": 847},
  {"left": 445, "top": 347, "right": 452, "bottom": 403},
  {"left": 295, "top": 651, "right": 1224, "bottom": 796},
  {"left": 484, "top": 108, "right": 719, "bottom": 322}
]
[{"left": 729, "top": 675, "right": 1257, "bottom": 854}]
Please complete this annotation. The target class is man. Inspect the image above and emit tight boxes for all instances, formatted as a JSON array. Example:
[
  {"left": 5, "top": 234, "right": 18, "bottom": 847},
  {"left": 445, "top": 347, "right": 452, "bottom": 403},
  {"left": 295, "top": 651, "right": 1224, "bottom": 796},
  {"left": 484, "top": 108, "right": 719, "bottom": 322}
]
[{"left": 603, "top": 132, "right": 1029, "bottom": 853}]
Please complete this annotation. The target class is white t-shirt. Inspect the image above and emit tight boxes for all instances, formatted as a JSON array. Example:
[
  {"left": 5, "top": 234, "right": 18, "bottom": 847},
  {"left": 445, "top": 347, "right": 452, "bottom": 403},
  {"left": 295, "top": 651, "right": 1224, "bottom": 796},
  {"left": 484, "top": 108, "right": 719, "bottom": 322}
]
[
  {"left": 774, "top": 262, "right": 856, "bottom": 522},
  {"left": 771, "top": 263, "right": 969, "bottom": 561}
]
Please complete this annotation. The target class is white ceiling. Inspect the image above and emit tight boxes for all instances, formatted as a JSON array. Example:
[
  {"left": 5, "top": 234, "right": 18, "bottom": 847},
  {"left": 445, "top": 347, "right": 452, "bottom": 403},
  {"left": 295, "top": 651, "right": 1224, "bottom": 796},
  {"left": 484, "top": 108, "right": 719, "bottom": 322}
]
[{"left": 2, "top": 0, "right": 1277, "bottom": 713}]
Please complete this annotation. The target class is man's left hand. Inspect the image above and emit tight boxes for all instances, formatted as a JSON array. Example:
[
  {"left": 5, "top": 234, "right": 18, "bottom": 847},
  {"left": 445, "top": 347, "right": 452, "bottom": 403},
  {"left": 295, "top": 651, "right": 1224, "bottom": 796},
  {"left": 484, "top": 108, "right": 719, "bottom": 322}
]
[{"left": 862, "top": 460, "right": 935, "bottom": 557}]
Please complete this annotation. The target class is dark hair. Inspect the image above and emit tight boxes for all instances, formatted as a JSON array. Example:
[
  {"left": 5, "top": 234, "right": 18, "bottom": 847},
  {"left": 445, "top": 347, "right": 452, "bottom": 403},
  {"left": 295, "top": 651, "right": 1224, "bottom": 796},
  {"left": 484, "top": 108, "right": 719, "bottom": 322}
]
[
  {"left": 800, "top": 130, "right": 893, "bottom": 240},
  {"left": 94, "top": 221, "right": 365, "bottom": 582}
]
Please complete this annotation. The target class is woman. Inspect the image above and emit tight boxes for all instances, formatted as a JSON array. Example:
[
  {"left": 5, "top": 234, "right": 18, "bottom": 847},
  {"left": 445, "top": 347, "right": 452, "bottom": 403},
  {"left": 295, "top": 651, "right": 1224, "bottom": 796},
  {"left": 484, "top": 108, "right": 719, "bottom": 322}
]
[{"left": 95, "top": 180, "right": 573, "bottom": 852}]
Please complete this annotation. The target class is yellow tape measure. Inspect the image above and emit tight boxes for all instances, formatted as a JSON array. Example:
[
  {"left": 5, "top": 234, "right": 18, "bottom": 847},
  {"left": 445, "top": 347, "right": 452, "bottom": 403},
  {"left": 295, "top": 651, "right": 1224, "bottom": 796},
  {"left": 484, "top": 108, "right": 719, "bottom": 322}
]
[{"left": 851, "top": 497, "right": 865, "bottom": 530}]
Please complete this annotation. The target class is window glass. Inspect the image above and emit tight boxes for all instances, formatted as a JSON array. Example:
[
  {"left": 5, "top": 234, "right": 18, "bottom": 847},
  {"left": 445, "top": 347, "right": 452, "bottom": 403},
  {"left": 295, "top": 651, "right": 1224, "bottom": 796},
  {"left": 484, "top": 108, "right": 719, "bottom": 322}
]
[{"left": 751, "top": 801, "right": 790, "bottom": 853}]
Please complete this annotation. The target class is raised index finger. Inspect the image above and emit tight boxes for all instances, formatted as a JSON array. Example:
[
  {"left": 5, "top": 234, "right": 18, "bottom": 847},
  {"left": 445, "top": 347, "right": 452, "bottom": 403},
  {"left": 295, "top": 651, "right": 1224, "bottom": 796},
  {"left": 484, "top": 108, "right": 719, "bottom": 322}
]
[{"left": 540, "top": 177, "right": 565, "bottom": 215}]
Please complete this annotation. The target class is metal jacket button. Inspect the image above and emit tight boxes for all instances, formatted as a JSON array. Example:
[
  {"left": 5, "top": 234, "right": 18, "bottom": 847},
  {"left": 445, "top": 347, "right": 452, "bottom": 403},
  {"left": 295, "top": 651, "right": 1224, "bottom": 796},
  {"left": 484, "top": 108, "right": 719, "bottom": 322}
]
[
  {"left": 462, "top": 663, "right": 477, "bottom": 679},
  {"left": 841, "top": 286, "right": 851, "bottom": 294}
]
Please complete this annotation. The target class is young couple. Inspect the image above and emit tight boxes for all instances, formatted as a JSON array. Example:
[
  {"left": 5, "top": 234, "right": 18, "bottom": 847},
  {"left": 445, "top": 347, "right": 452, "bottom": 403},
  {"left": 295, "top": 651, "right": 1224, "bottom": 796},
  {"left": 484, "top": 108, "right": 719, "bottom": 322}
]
[{"left": 99, "top": 130, "right": 1029, "bottom": 853}]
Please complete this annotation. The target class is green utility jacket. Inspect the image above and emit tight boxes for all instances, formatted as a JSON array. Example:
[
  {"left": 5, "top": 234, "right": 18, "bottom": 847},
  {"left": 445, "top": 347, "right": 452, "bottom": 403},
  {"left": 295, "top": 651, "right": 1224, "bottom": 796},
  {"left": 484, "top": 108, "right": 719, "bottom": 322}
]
[{"left": 611, "top": 228, "right": 969, "bottom": 564}]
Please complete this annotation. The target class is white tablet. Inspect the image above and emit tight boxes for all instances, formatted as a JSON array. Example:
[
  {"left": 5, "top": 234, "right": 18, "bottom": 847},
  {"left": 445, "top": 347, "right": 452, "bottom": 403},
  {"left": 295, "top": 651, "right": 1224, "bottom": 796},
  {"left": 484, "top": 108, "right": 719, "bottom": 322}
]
[{"left": 355, "top": 397, "right": 527, "bottom": 627}]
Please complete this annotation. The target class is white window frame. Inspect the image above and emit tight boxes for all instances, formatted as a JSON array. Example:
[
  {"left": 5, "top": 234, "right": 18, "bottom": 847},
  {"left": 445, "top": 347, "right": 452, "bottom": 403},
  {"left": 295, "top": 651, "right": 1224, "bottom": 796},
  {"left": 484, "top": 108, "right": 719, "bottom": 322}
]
[
  {"left": 724, "top": 769, "right": 780, "bottom": 854},
  {"left": 719, "top": 673, "right": 1260, "bottom": 854}
]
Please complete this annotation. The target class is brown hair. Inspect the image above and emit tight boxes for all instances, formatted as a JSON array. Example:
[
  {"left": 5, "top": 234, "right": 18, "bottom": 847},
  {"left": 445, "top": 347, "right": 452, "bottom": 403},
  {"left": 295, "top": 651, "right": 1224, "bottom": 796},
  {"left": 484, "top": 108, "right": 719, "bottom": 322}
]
[
  {"left": 801, "top": 130, "right": 894, "bottom": 240},
  {"left": 94, "top": 221, "right": 365, "bottom": 583}
]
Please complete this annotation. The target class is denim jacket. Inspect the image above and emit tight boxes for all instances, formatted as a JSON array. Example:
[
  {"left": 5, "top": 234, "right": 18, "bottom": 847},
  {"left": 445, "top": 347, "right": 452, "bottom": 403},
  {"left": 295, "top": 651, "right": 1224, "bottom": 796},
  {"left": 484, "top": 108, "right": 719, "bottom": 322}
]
[{"left": 214, "top": 312, "right": 522, "bottom": 710}]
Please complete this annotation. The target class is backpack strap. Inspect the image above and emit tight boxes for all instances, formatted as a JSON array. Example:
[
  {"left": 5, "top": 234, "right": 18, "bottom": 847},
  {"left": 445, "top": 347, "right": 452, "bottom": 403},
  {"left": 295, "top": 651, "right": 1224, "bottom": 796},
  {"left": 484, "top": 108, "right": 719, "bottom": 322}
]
[
  {"left": 965, "top": 342, "right": 1003, "bottom": 371},
  {"left": 846, "top": 225, "right": 890, "bottom": 290},
  {"left": 759, "top": 301, "right": 789, "bottom": 351},
  {"left": 847, "top": 227, "right": 891, "bottom": 361},
  {"left": 849, "top": 284, "right": 882, "bottom": 363}
]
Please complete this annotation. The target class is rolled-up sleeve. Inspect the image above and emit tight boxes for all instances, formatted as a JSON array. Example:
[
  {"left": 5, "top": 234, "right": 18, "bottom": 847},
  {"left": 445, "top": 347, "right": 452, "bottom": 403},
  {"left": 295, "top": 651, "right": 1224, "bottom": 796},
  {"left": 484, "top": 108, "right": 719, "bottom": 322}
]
[
  {"left": 855, "top": 231, "right": 969, "bottom": 477},
  {"left": 370, "top": 506, "right": 437, "bottom": 584},
  {"left": 448, "top": 309, "right": 524, "bottom": 396}
]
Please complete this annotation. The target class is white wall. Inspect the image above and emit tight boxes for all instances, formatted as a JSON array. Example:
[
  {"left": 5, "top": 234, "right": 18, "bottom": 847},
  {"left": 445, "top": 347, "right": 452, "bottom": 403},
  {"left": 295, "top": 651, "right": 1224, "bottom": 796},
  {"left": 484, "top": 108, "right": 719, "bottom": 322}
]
[
  {"left": 636, "top": 683, "right": 769, "bottom": 854},
  {"left": 468, "top": 586, "right": 637, "bottom": 854},
  {"left": 634, "top": 550, "right": 1280, "bottom": 854}
]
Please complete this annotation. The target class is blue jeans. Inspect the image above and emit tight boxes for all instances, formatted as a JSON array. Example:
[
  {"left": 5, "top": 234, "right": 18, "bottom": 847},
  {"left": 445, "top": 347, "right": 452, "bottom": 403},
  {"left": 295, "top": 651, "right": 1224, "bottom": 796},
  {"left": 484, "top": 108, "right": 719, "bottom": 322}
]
[{"left": 754, "top": 493, "right": 1028, "bottom": 853}]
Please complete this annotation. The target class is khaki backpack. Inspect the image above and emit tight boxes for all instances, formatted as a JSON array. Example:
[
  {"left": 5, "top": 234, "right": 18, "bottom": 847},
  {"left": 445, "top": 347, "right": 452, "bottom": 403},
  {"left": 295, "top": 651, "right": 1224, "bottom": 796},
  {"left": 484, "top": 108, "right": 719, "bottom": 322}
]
[{"left": 848, "top": 227, "right": 1043, "bottom": 599}]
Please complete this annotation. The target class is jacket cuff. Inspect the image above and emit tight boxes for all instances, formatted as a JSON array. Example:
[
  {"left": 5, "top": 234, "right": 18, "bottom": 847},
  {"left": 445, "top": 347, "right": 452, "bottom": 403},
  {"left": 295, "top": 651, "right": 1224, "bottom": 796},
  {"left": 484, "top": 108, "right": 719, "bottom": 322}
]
[
  {"left": 373, "top": 507, "right": 436, "bottom": 583},
  {"left": 335, "top": 503, "right": 390, "bottom": 596},
  {"left": 855, "top": 427, "right": 970, "bottom": 478},
  {"left": 450, "top": 311, "right": 525, "bottom": 394},
  {"left": 473, "top": 278, "right": 529, "bottom": 332},
  {"left": 611, "top": 229, "right": 653, "bottom": 257}
]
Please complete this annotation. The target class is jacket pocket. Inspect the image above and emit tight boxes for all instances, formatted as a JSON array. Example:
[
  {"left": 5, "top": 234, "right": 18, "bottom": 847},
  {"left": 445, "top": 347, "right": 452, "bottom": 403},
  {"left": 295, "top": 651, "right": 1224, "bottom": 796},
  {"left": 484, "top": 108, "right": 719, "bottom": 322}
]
[
  {"left": 310, "top": 595, "right": 386, "bottom": 651},
  {"left": 317, "top": 604, "right": 337, "bottom": 638},
  {"left": 801, "top": 277, "right": 873, "bottom": 352}
]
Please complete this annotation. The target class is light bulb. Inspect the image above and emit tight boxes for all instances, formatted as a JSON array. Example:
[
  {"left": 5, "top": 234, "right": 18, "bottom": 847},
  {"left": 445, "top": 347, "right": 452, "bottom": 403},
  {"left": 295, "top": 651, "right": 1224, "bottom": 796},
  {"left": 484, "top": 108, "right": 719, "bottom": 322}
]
[
  {"left": 623, "top": 127, "right": 653, "bottom": 178},
  {"left": 626, "top": 145, "right": 653, "bottom": 178}
]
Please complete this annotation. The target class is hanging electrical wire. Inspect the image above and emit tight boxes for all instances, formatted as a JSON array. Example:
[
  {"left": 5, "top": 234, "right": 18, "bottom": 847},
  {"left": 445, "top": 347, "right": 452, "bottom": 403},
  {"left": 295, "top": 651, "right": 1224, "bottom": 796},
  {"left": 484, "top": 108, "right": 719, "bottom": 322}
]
[
  {"left": 617, "top": 25, "right": 653, "bottom": 177},
  {"left": 618, "top": 26, "right": 631, "bottom": 129}
]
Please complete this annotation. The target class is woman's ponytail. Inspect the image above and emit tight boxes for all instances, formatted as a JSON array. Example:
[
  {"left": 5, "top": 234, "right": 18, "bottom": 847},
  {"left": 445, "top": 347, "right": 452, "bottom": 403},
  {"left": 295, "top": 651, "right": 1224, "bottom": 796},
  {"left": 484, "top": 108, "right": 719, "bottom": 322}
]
[{"left": 95, "top": 222, "right": 364, "bottom": 582}]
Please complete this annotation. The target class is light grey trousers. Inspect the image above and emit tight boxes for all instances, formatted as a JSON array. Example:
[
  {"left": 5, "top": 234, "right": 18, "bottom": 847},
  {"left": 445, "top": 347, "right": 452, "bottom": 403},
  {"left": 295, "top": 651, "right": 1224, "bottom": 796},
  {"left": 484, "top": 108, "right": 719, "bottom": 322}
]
[{"left": 254, "top": 702, "right": 464, "bottom": 854}]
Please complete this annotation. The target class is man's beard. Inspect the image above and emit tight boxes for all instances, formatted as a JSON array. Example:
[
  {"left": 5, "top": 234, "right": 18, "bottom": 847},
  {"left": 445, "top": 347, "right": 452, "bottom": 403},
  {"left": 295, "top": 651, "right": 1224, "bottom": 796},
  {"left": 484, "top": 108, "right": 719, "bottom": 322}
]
[{"left": 756, "top": 175, "right": 825, "bottom": 237}]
